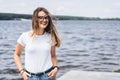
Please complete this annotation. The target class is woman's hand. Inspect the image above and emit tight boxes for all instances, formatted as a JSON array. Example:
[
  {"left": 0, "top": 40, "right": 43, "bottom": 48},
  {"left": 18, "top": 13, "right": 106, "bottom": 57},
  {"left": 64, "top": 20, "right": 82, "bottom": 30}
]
[
  {"left": 48, "top": 68, "right": 58, "bottom": 78},
  {"left": 22, "top": 71, "right": 31, "bottom": 80}
]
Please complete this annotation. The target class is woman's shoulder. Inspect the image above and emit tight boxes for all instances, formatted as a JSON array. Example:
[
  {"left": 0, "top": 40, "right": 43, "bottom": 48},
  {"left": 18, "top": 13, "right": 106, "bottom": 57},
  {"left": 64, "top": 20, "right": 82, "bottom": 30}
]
[{"left": 21, "top": 31, "right": 32, "bottom": 37}]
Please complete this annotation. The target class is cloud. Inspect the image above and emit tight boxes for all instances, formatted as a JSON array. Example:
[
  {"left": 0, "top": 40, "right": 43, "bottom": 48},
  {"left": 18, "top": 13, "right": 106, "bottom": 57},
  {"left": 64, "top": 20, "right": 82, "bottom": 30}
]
[
  {"left": 56, "top": 6, "right": 65, "bottom": 12},
  {"left": 0, "top": 0, "right": 120, "bottom": 18},
  {"left": 0, "top": 0, "right": 3, "bottom": 3},
  {"left": 18, "top": 2, "right": 27, "bottom": 7},
  {"left": 112, "top": 2, "right": 120, "bottom": 7},
  {"left": 102, "top": 8, "right": 111, "bottom": 13}
]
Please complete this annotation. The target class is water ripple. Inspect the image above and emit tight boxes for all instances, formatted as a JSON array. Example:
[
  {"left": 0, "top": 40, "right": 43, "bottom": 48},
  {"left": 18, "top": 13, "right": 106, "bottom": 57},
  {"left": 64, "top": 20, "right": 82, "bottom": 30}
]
[{"left": 1, "top": 20, "right": 120, "bottom": 79}]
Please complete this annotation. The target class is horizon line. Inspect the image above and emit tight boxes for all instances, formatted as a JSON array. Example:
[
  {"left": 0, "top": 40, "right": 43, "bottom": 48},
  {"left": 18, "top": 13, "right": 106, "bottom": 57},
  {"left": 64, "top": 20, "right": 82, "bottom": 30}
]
[{"left": 0, "top": 12, "right": 120, "bottom": 19}]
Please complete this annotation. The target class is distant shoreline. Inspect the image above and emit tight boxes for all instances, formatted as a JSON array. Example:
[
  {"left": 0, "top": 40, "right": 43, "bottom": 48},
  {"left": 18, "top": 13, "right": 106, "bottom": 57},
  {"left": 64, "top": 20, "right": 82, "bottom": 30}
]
[{"left": 0, "top": 13, "right": 120, "bottom": 21}]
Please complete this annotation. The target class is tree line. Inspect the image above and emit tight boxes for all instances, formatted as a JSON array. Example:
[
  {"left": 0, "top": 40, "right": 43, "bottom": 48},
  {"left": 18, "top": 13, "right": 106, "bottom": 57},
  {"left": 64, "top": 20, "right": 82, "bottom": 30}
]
[{"left": 0, "top": 13, "right": 120, "bottom": 20}]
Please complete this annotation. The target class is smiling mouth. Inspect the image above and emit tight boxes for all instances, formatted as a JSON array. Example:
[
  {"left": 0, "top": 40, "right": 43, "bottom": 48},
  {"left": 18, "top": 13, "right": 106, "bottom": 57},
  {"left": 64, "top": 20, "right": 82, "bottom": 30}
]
[{"left": 41, "top": 22, "right": 48, "bottom": 25}]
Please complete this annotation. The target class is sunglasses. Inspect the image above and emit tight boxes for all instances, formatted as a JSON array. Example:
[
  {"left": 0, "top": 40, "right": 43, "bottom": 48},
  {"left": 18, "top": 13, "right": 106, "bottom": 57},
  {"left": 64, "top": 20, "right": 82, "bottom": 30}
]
[{"left": 37, "top": 16, "right": 49, "bottom": 21}]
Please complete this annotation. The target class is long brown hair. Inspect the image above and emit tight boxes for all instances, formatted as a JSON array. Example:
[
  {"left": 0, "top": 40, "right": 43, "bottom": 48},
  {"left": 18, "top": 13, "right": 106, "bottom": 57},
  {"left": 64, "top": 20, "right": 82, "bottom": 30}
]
[{"left": 32, "top": 7, "right": 61, "bottom": 47}]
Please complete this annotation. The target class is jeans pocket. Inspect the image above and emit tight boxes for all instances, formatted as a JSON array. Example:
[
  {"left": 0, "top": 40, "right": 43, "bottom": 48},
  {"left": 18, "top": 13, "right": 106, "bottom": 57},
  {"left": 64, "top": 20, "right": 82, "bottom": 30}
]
[
  {"left": 46, "top": 74, "right": 56, "bottom": 80},
  {"left": 47, "top": 75, "right": 52, "bottom": 79},
  {"left": 42, "top": 73, "right": 51, "bottom": 80},
  {"left": 27, "top": 76, "right": 32, "bottom": 80}
]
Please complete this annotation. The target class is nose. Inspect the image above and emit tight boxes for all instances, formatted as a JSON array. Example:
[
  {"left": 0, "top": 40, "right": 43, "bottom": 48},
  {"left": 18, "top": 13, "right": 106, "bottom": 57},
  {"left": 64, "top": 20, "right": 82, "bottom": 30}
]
[{"left": 43, "top": 18, "right": 47, "bottom": 21}]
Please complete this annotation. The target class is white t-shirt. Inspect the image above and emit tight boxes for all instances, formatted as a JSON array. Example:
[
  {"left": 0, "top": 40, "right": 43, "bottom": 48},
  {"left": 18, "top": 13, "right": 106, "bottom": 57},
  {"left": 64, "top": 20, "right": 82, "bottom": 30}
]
[{"left": 17, "top": 31, "right": 54, "bottom": 73}]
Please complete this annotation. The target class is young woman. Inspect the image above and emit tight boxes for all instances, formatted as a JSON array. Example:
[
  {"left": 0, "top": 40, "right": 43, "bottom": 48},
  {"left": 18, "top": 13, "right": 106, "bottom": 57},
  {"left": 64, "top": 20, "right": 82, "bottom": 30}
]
[{"left": 14, "top": 7, "right": 61, "bottom": 80}]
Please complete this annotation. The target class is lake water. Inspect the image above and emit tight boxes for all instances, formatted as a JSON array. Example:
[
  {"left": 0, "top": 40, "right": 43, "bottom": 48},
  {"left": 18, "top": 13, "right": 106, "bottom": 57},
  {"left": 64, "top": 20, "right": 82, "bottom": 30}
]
[{"left": 0, "top": 20, "right": 120, "bottom": 80}]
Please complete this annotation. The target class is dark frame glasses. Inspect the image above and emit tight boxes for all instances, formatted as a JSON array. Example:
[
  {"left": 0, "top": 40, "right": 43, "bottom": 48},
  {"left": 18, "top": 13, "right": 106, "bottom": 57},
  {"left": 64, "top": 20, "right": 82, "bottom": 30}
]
[{"left": 37, "top": 16, "right": 49, "bottom": 21}]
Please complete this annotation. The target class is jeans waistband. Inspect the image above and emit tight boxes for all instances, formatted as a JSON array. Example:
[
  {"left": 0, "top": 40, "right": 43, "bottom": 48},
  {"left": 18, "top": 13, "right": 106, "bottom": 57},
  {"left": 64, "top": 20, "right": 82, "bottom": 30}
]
[{"left": 25, "top": 67, "right": 53, "bottom": 76}]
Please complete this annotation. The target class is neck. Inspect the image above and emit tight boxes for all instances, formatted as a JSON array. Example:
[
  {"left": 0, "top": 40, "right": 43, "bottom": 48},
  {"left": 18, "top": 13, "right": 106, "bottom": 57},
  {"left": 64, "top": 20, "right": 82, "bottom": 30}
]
[{"left": 36, "top": 28, "right": 45, "bottom": 35}]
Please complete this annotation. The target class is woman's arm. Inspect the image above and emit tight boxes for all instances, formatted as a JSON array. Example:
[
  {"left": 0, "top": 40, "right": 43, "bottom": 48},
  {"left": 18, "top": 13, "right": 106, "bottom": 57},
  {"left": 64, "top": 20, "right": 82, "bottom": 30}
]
[
  {"left": 14, "top": 43, "right": 30, "bottom": 80},
  {"left": 48, "top": 45, "right": 59, "bottom": 78},
  {"left": 51, "top": 45, "right": 58, "bottom": 67},
  {"left": 14, "top": 43, "right": 24, "bottom": 71}
]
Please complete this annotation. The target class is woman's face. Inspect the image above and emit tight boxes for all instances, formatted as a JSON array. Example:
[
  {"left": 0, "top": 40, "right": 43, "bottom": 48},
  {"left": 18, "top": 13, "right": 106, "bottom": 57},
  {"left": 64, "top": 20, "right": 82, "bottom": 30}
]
[{"left": 37, "top": 11, "right": 49, "bottom": 29}]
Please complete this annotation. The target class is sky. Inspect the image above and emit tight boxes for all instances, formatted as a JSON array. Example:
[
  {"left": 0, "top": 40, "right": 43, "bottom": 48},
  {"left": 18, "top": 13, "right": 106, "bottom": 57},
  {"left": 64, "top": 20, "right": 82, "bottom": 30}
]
[{"left": 0, "top": 0, "right": 120, "bottom": 18}]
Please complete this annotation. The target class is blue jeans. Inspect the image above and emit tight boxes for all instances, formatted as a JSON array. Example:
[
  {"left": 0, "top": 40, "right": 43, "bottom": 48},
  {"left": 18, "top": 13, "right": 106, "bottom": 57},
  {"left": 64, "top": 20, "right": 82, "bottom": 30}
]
[{"left": 27, "top": 72, "right": 56, "bottom": 80}]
